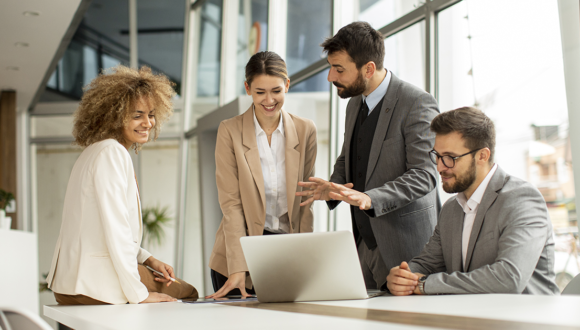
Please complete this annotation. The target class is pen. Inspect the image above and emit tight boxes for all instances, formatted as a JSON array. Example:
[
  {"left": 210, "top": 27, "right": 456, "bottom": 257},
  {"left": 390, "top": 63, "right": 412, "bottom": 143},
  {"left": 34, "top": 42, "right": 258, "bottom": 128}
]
[{"left": 145, "top": 265, "right": 181, "bottom": 284}]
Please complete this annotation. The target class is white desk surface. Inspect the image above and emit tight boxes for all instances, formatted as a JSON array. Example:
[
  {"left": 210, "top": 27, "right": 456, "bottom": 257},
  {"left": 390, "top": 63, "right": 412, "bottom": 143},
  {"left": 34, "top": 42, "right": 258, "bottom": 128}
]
[{"left": 45, "top": 294, "right": 580, "bottom": 330}]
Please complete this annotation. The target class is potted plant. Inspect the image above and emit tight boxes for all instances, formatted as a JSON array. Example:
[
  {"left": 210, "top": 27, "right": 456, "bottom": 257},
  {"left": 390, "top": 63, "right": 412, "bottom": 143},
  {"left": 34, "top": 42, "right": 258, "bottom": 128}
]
[
  {"left": 0, "top": 189, "right": 15, "bottom": 212},
  {"left": 141, "top": 205, "right": 172, "bottom": 248}
]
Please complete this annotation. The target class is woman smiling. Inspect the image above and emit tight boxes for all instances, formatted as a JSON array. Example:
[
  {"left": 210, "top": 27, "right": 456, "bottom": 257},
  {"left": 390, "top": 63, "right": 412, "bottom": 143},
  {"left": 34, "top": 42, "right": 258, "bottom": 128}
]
[
  {"left": 46, "top": 66, "right": 198, "bottom": 305},
  {"left": 207, "top": 51, "right": 318, "bottom": 299}
]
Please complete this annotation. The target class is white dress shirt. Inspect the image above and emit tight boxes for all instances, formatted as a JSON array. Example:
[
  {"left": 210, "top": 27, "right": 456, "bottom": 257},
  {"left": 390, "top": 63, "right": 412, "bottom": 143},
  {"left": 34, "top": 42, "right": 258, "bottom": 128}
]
[
  {"left": 254, "top": 109, "right": 289, "bottom": 233},
  {"left": 456, "top": 163, "right": 498, "bottom": 268},
  {"left": 361, "top": 69, "right": 391, "bottom": 115}
]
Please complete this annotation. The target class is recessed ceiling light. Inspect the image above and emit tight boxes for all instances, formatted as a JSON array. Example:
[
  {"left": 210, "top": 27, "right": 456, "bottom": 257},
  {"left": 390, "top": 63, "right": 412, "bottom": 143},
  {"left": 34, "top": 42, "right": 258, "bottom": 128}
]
[
  {"left": 23, "top": 11, "right": 41, "bottom": 16},
  {"left": 15, "top": 42, "right": 29, "bottom": 47},
  {"left": 6, "top": 66, "right": 19, "bottom": 71}
]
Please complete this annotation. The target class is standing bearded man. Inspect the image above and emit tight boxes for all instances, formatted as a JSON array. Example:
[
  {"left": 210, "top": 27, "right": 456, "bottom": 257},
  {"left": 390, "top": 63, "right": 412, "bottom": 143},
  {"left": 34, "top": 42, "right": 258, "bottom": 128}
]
[{"left": 298, "top": 22, "right": 440, "bottom": 290}]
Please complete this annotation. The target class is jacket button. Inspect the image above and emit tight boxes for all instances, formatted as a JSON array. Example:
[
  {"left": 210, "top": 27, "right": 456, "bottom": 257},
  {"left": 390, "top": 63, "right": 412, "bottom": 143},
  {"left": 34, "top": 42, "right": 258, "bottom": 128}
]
[
  {"left": 385, "top": 108, "right": 390, "bottom": 112},
  {"left": 358, "top": 138, "right": 362, "bottom": 143},
  {"left": 358, "top": 173, "right": 362, "bottom": 178},
  {"left": 358, "top": 156, "right": 361, "bottom": 160}
]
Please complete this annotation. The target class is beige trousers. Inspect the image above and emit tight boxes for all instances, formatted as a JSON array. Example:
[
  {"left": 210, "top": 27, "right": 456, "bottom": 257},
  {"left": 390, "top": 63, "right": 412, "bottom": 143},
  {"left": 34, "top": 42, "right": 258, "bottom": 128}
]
[{"left": 54, "top": 264, "right": 199, "bottom": 305}]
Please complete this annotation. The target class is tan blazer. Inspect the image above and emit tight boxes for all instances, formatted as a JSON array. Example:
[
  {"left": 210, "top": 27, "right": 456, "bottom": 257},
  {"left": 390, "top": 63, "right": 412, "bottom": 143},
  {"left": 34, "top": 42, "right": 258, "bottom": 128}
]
[
  {"left": 209, "top": 107, "right": 317, "bottom": 287},
  {"left": 46, "top": 139, "right": 151, "bottom": 304}
]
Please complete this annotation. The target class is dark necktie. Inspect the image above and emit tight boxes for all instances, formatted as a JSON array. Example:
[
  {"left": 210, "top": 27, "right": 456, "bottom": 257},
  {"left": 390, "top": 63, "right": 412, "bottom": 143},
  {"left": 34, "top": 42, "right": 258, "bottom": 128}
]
[{"left": 360, "top": 99, "right": 369, "bottom": 124}]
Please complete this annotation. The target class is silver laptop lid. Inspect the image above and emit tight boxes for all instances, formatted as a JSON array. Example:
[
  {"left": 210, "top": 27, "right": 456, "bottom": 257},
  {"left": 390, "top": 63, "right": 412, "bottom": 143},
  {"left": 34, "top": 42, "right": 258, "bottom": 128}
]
[{"left": 240, "top": 231, "right": 368, "bottom": 303}]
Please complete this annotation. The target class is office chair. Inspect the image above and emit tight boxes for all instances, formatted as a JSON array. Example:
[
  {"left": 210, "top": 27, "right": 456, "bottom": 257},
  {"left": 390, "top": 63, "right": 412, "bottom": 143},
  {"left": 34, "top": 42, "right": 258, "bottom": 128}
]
[
  {"left": 0, "top": 307, "right": 53, "bottom": 330},
  {"left": 562, "top": 273, "right": 580, "bottom": 295}
]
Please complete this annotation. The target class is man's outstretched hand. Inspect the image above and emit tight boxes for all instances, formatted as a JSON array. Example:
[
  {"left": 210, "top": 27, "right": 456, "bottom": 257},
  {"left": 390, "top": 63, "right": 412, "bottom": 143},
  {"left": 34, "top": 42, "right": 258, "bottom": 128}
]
[{"left": 296, "top": 177, "right": 353, "bottom": 206}]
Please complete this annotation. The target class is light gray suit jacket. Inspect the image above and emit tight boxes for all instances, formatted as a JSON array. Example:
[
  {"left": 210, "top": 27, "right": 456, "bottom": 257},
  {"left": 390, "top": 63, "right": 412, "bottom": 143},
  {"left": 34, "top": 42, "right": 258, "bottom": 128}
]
[
  {"left": 329, "top": 73, "right": 440, "bottom": 270},
  {"left": 409, "top": 166, "right": 559, "bottom": 295}
]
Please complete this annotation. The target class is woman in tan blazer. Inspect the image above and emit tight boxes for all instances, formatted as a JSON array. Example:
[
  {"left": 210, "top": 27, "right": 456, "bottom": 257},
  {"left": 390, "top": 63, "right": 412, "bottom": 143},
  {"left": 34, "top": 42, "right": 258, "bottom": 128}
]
[
  {"left": 47, "top": 66, "right": 198, "bottom": 305},
  {"left": 207, "top": 51, "right": 317, "bottom": 298}
]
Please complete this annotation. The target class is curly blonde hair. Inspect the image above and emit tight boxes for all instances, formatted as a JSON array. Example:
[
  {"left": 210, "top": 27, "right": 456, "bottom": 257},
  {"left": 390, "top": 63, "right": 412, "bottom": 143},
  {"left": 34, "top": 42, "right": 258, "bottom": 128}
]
[{"left": 73, "top": 65, "right": 175, "bottom": 152}]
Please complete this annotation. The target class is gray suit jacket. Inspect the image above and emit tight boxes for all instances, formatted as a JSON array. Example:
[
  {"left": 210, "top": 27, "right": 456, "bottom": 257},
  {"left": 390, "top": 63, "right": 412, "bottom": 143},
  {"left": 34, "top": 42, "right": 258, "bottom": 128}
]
[
  {"left": 409, "top": 166, "right": 559, "bottom": 295},
  {"left": 329, "top": 73, "right": 440, "bottom": 270}
]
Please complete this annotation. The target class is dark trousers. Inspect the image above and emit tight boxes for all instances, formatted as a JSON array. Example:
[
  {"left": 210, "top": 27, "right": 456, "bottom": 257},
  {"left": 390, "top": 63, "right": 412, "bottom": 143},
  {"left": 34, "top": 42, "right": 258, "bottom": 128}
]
[{"left": 210, "top": 229, "right": 280, "bottom": 296}]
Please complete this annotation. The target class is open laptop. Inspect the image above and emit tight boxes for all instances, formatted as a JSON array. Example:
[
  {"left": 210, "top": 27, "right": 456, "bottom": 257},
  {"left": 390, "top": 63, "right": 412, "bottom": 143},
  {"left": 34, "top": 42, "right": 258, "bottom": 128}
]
[{"left": 240, "top": 231, "right": 385, "bottom": 303}]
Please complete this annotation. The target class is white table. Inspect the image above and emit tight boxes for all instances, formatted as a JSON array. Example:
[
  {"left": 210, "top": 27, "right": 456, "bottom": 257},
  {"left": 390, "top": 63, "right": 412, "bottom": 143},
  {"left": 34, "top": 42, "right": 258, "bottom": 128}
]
[{"left": 44, "top": 294, "right": 580, "bottom": 330}]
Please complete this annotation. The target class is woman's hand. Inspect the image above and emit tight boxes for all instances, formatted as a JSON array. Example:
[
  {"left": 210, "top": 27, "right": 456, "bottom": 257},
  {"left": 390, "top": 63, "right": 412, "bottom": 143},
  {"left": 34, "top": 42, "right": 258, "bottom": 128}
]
[
  {"left": 205, "top": 272, "right": 249, "bottom": 299},
  {"left": 144, "top": 256, "right": 176, "bottom": 287},
  {"left": 140, "top": 292, "right": 177, "bottom": 303}
]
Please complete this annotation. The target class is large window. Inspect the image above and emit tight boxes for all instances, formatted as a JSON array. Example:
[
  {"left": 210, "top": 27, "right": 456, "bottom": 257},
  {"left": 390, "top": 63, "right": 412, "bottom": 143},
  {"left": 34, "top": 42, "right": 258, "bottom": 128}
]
[
  {"left": 190, "top": 0, "right": 223, "bottom": 129},
  {"left": 138, "top": 0, "right": 186, "bottom": 95},
  {"left": 384, "top": 21, "right": 425, "bottom": 91},
  {"left": 42, "top": 0, "right": 131, "bottom": 101},
  {"left": 359, "top": 0, "right": 422, "bottom": 29},
  {"left": 236, "top": 0, "right": 268, "bottom": 95},
  {"left": 286, "top": 0, "right": 332, "bottom": 91}
]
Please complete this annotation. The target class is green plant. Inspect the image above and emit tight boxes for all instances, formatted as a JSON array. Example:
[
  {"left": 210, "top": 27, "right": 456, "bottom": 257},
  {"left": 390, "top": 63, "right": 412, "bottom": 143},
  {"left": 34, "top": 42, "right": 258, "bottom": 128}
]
[
  {"left": 142, "top": 205, "right": 172, "bottom": 247},
  {"left": 0, "top": 189, "right": 15, "bottom": 211}
]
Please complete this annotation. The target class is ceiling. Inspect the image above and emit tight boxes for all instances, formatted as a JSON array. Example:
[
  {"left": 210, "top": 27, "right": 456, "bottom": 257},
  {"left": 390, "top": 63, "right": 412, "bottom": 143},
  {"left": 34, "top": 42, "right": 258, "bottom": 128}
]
[{"left": 0, "top": 0, "right": 84, "bottom": 111}]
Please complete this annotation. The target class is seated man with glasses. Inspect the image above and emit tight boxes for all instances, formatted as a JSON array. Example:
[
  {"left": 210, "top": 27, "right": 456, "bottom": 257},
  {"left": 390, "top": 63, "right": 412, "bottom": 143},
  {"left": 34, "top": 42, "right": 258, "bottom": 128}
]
[{"left": 386, "top": 106, "right": 559, "bottom": 295}]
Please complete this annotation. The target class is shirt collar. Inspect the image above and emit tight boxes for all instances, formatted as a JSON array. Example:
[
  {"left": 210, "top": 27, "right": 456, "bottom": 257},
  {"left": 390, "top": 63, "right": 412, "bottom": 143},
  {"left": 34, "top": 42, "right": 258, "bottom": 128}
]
[
  {"left": 253, "top": 106, "right": 285, "bottom": 137},
  {"left": 361, "top": 70, "right": 391, "bottom": 112},
  {"left": 456, "top": 163, "right": 498, "bottom": 212}
]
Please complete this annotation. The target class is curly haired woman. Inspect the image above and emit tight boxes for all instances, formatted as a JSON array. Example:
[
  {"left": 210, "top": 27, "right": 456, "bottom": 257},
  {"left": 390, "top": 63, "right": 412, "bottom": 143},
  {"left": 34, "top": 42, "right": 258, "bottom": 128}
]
[{"left": 46, "top": 65, "right": 198, "bottom": 305}]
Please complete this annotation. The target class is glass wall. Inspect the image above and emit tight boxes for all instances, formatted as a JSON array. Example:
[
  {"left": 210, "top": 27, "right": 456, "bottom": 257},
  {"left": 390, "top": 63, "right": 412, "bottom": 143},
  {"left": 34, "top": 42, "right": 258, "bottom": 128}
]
[
  {"left": 236, "top": 0, "right": 268, "bottom": 95},
  {"left": 41, "top": 0, "right": 187, "bottom": 102},
  {"left": 286, "top": 0, "right": 332, "bottom": 91},
  {"left": 438, "top": 0, "right": 577, "bottom": 291},
  {"left": 359, "top": 0, "right": 423, "bottom": 29},
  {"left": 42, "top": 0, "right": 131, "bottom": 101},
  {"left": 138, "top": 0, "right": 186, "bottom": 95},
  {"left": 190, "top": 0, "right": 223, "bottom": 129},
  {"left": 384, "top": 21, "right": 425, "bottom": 90}
]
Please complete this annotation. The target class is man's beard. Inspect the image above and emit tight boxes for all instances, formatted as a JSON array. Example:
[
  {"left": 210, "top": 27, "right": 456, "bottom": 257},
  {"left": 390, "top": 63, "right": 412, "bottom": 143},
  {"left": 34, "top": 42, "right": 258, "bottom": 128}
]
[
  {"left": 334, "top": 70, "right": 366, "bottom": 99},
  {"left": 441, "top": 157, "right": 477, "bottom": 194}
]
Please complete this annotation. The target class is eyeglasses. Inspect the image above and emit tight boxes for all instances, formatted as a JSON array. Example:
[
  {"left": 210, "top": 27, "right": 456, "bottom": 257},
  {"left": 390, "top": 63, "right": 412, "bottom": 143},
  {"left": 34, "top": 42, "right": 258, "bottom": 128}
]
[{"left": 429, "top": 148, "right": 483, "bottom": 168}]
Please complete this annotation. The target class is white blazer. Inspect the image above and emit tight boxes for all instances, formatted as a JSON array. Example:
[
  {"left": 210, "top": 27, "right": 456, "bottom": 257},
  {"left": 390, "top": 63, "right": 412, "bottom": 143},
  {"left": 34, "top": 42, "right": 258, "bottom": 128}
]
[{"left": 46, "top": 139, "right": 151, "bottom": 304}]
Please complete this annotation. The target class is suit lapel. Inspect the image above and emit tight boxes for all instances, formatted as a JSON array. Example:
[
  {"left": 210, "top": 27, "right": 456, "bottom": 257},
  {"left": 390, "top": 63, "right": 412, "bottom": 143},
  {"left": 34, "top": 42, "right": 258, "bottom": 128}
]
[
  {"left": 366, "top": 73, "right": 399, "bottom": 185},
  {"left": 449, "top": 200, "right": 465, "bottom": 272},
  {"left": 344, "top": 95, "right": 362, "bottom": 183},
  {"left": 242, "top": 107, "right": 266, "bottom": 208},
  {"left": 464, "top": 166, "right": 506, "bottom": 271},
  {"left": 283, "top": 110, "right": 300, "bottom": 230}
]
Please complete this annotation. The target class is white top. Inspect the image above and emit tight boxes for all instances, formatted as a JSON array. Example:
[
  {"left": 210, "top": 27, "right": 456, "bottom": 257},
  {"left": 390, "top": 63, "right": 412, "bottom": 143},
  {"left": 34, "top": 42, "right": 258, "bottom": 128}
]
[
  {"left": 456, "top": 163, "right": 498, "bottom": 268},
  {"left": 361, "top": 69, "right": 391, "bottom": 114},
  {"left": 253, "top": 110, "right": 289, "bottom": 233}
]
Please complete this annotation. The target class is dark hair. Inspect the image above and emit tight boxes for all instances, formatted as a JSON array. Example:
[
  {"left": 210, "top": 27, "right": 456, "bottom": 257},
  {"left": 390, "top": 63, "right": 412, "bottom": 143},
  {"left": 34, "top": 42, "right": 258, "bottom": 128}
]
[
  {"left": 321, "top": 21, "right": 385, "bottom": 70},
  {"left": 430, "top": 107, "right": 496, "bottom": 164},
  {"left": 245, "top": 51, "right": 288, "bottom": 86}
]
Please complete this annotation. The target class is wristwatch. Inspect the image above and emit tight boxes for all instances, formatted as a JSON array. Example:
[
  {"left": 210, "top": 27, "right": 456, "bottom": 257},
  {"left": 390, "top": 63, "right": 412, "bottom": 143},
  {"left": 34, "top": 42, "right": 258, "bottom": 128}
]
[{"left": 417, "top": 275, "right": 428, "bottom": 295}]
